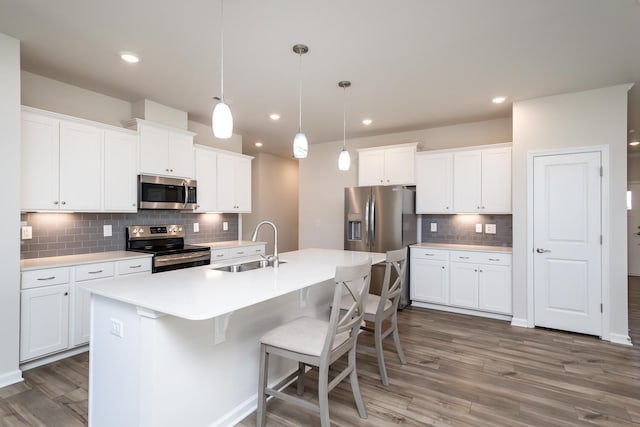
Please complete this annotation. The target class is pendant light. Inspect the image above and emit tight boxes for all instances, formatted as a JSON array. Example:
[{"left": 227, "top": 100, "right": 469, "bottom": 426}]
[
  {"left": 338, "top": 80, "right": 351, "bottom": 171},
  {"left": 212, "top": 0, "right": 233, "bottom": 139},
  {"left": 292, "top": 44, "right": 309, "bottom": 158}
]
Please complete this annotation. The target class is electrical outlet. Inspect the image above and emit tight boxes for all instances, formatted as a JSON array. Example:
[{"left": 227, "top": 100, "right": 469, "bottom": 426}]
[
  {"left": 103, "top": 224, "right": 112, "bottom": 237},
  {"left": 21, "top": 226, "right": 32, "bottom": 240},
  {"left": 110, "top": 318, "right": 124, "bottom": 338},
  {"left": 430, "top": 223, "right": 437, "bottom": 232},
  {"left": 475, "top": 224, "right": 483, "bottom": 233},
  {"left": 485, "top": 224, "right": 496, "bottom": 234},
  {"left": 223, "top": 222, "right": 229, "bottom": 231},
  {"left": 193, "top": 222, "right": 199, "bottom": 232}
]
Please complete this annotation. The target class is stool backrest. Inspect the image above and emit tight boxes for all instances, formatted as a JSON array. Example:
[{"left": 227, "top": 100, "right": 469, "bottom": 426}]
[
  {"left": 323, "top": 262, "right": 372, "bottom": 360},
  {"left": 378, "top": 248, "right": 407, "bottom": 315}
]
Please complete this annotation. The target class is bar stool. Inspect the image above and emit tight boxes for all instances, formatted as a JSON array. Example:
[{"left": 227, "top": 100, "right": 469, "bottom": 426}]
[
  {"left": 256, "top": 262, "right": 372, "bottom": 427},
  {"left": 341, "top": 247, "right": 407, "bottom": 385}
]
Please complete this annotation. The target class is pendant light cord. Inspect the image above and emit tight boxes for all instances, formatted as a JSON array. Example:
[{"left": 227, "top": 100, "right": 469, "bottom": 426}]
[
  {"left": 298, "top": 52, "right": 303, "bottom": 132},
  {"left": 343, "top": 86, "right": 347, "bottom": 149},
  {"left": 220, "top": 0, "right": 225, "bottom": 102}
]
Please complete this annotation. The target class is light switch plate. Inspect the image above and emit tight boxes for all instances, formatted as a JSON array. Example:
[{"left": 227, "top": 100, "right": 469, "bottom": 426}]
[
  {"left": 223, "top": 222, "right": 229, "bottom": 231},
  {"left": 193, "top": 222, "right": 199, "bottom": 233},
  {"left": 103, "top": 224, "right": 112, "bottom": 237},
  {"left": 475, "top": 224, "right": 483, "bottom": 233},
  {"left": 430, "top": 223, "right": 437, "bottom": 232},
  {"left": 21, "top": 226, "right": 32, "bottom": 240},
  {"left": 485, "top": 224, "right": 497, "bottom": 234},
  {"left": 110, "top": 318, "right": 124, "bottom": 338}
]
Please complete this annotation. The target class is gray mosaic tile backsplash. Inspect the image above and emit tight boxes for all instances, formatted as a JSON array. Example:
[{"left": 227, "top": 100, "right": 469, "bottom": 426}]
[
  {"left": 20, "top": 211, "right": 239, "bottom": 259},
  {"left": 421, "top": 214, "right": 512, "bottom": 246}
]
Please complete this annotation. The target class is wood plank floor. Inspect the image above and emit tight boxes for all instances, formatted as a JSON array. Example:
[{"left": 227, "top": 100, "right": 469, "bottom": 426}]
[{"left": 2, "top": 279, "right": 640, "bottom": 426}]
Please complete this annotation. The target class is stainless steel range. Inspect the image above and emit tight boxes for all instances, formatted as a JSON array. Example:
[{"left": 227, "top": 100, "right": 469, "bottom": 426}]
[{"left": 126, "top": 225, "right": 210, "bottom": 273}]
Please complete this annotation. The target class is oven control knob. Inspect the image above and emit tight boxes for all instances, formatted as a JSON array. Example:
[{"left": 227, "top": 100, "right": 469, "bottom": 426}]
[
  {"left": 178, "top": 227, "right": 183, "bottom": 231},
  {"left": 139, "top": 229, "right": 144, "bottom": 233},
  {"left": 132, "top": 228, "right": 138, "bottom": 234}
]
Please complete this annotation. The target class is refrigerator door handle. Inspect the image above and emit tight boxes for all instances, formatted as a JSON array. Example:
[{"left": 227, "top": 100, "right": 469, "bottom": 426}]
[
  {"left": 370, "top": 194, "right": 376, "bottom": 246},
  {"left": 364, "top": 196, "right": 370, "bottom": 247}
]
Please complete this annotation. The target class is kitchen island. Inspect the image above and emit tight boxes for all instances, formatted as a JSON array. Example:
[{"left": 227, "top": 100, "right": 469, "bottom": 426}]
[{"left": 81, "top": 248, "right": 385, "bottom": 427}]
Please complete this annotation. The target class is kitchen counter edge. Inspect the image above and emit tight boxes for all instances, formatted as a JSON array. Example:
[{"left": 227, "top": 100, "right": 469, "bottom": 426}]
[
  {"left": 410, "top": 242, "right": 512, "bottom": 253},
  {"left": 21, "top": 251, "right": 154, "bottom": 271}
]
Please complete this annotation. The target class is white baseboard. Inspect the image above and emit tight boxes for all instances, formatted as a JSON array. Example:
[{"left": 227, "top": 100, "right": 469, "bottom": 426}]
[
  {"left": 608, "top": 333, "right": 633, "bottom": 346},
  {"left": 411, "top": 301, "right": 512, "bottom": 322},
  {"left": 510, "top": 317, "right": 530, "bottom": 328},
  {"left": 0, "top": 369, "right": 23, "bottom": 388}
]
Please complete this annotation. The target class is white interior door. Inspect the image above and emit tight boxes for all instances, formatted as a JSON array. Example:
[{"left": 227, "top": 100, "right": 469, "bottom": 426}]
[
  {"left": 533, "top": 151, "right": 602, "bottom": 336},
  {"left": 628, "top": 182, "right": 640, "bottom": 276}
]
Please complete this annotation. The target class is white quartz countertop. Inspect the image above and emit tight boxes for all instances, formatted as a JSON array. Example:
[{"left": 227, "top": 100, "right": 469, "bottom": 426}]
[
  {"left": 80, "top": 248, "right": 385, "bottom": 321},
  {"left": 196, "top": 240, "right": 266, "bottom": 249},
  {"left": 21, "top": 251, "right": 153, "bottom": 271},
  {"left": 411, "top": 242, "right": 512, "bottom": 253}
]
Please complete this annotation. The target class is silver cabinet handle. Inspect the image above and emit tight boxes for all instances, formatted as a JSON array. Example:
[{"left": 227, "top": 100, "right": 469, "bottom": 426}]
[
  {"left": 459, "top": 256, "right": 470, "bottom": 259},
  {"left": 37, "top": 276, "right": 56, "bottom": 281},
  {"left": 536, "top": 248, "right": 551, "bottom": 253},
  {"left": 61, "top": 201, "right": 66, "bottom": 205},
  {"left": 88, "top": 270, "right": 103, "bottom": 274},
  {"left": 129, "top": 265, "right": 142, "bottom": 269},
  {"left": 488, "top": 258, "right": 500, "bottom": 261},
  {"left": 425, "top": 253, "right": 435, "bottom": 256},
  {"left": 53, "top": 201, "right": 59, "bottom": 205}
]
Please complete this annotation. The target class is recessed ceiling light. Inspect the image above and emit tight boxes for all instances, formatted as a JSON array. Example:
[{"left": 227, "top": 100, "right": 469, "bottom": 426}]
[
  {"left": 362, "top": 118, "right": 372, "bottom": 125},
  {"left": 492, "top": 96, "right": 506, "bottom": 104},
  {"left": 269, "top": 113, "right": 280, "bottom": 121},
  {"left": 255, "top": 141, "right": 263, "bottom": 147},
  {"left": 630, "top": 141, "right": 640, "bottom": 146},
  {"left": 120, "top": 52, "right": 140, "bottom": 63}
]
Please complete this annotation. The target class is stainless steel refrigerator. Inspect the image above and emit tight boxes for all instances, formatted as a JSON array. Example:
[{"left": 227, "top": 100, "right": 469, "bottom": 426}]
[{"left": 344, "top": 186, "right": 416, "bottom": 307}]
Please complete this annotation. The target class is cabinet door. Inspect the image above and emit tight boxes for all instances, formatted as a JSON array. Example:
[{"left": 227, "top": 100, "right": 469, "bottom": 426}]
[
  {"left": 194, "top": 147, "right": 218, "bottom": 212},
  {"left": 233, "top": 156, "right": 252, "bottom": 212},
  {"left": 416, "top": 153, "right": 453, "bottom": 213},
  {"left": 21, "top": 112, "right": 60, "bottom": 210},
  {"left": 216, "top": 154, "right": 236, "bottom": 211},
  {"left": 453, "top": 150, "right": 482, "bottom": 213},
  {"left": 478, "top": 264, "right": 512, "bottom": 314},
  {"left": 481, "top": 147, "right": 511, "bottom": 213},
  {"left": 59, "top": 120, "right": 103, "bottom": 211},
  {"left": 20, "top": 284, "right": 70, "bottom": 361},
  {"left": 358, "top": 150, "right": 385, "bottom": 186},
  {"left": 410, "top": 258, "right": 448, "bottom": 304},
  {"left": 168, "top": 131, "right": 194, "bottom": 178},
  {"left": 384, "top": 146, "right": 415, "bottom": 185},
  {"left": 70, "top": 283, "right": 92, "bottom": 347},
  {"left": 139, "top": 124, "right": 170, "bottom": 175},
  {"left": 104, "top": 130, "right": 138, "bottom": 212},
  {"left": 449, "top": 262, "right": 479, "bottom": 309}
]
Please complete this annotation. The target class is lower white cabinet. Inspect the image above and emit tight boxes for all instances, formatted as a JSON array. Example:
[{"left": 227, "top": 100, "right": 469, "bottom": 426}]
[
  {"left": 410, "top": 246, "right": 512, "bottom": 316},
  {"left": 20, "top": 256, "right": 151, "bottom": 362},
  {"left": 210, "top": 243, "right": 266, "bottom": 264}
]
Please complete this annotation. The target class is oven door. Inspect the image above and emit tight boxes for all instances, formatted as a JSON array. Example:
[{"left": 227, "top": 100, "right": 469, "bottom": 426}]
[
  {"left": 153, "top": 251, "right": 210, "bottom": 273},
  {"left": 138, "top": 175, "right": 197, "bottom": 210}
]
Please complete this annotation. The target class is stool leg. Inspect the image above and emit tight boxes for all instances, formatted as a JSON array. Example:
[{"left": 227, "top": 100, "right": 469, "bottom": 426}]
[
  {"left": 318, "top": 363, "right": 330, "bottom": 427},
  {"left": 374, "top": 319, "right": 389, "bottom": 385},
  {"left": 349, "top": 346, "right": 367, "bottom": 419},
  {"left": 391, "top": 311, "right": 407, "bottom": 364},
  {"left": 296, "top": 362, "right": 305, "bottom": 395},
  {"left": 257, "top": 344, "right": 269, "bottom": 427}
]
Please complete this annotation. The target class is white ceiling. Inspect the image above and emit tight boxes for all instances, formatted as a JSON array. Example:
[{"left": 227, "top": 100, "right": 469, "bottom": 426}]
[{"left": 1, "top": 0, "right": 640, "bottom": 158}]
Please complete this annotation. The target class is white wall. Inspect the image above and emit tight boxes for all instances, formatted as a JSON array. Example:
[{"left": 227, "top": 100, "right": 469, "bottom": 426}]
[
  {"left": 188, "top": 120, "right": 242, "bottom": 154},
  {"left": 512, "top": 84, "right": 631, "bottom": 341},
  {"left": 0, "top": 33, "right": 22, "bottom": 387},
  {"left": 242, "top": 152, "right": 299, "bottom": 254},
  {"left": 299, "top": 117, "right": 512, "bottom": 249}
]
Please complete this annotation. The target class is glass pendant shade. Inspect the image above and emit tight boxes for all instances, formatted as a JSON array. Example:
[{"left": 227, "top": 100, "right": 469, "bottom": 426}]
[
  {"left": 212, "top": 101, "right": 233, "bottom": 139},
  {"left": 338, "top": 147, "right": 350, "bottom": 171},
  {"left": 293, "top": 132, "right": 308, "bottom": 158}
]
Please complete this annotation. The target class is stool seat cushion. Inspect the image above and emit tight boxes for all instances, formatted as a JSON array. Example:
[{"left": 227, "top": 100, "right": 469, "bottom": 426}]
[
  {"left": 340, "top": 294, "right": 391, "bottom": 315},
  {"left": 260, "top": 316, "right": 350, "bottom": 357}
]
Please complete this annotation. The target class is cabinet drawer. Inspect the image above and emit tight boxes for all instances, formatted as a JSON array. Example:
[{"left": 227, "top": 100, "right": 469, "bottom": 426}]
[
  {"left": 411, "top": 248, "right": 449, "bottom": 261},
  {"left": 117, "top": 258, "right": 152, "bottom": 275},
  {"left": 229, "top": 245, "right": 264, "bottom": 258},
  {"left": 75, "top": 262, "right": 115, "bottom": 281},
  {"left": 22, "top": 267, "right": 70, "bottom": 289},
  {"left": 449, "top": 251, "right": 512, "bottom": 266},
  {"left": 211, "top": 248, "right": 231, "bottom": 262},
  {"left": 243, "top": 245, "right": 265, "bottom": 257}
]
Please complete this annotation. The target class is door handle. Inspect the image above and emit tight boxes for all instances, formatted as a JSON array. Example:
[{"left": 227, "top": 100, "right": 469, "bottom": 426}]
[{"left": 536, "top": 248, "right": 551, "bottom": 253}]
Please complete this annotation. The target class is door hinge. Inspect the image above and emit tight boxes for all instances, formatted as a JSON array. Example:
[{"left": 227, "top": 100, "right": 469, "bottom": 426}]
[
  {"left": 600, "top": 166, "right": 603, "bottom": 177},
  {"left": 600, "top": 303, "right": 603, "bottom": 313}
]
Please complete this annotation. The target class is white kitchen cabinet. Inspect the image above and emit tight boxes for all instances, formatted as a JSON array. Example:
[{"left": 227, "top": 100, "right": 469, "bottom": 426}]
[
  {"left": 21, "top": 111, "right": 103, "bottom": 211},
  {"left": 217, "top": 152, "right": 252, "bottom": 212},
  {"left": 358, "top": 143, "right": 417, "bottom": 186},
  {"left": 135, "top": 119, "right": 195, "bottom": 179},
  {"left": 415, "top": 152, "right": 453, "bottom": 213},
  {"left": 71, "top": 262, "right": 115, "bottom": 347},
  {"left": 478, "top": 263, "right": 512, "bottom": 314},
  {"left": 209, "top": 243, "right": 266, "bottom": 264},
  {"left": 20, "top": 282, "right": 70, "bottom": 362},
  {"left": 449, "top": 261, "right": 480, "bottom": 309},
  {"left": 194, "top": 145, "right": 218, "bottom": 212},
  {"left": 453, "top": 147, "right": 511, "bottom": 213},
  {"left": 104, "top": 130, "right": 138, "bottom": 212},
  {"left": 410, "top": 248, "right": 449, "bottom": 304}
]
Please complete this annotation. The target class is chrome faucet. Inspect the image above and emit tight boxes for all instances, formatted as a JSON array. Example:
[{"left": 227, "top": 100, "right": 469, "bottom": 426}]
[{"left": 251, "top": 220, "right": 279, "bottom": 267}]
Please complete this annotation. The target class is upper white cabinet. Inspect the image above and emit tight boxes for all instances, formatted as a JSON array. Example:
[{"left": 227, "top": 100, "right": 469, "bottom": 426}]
[
  {"left": 416, "top": 152, "right": 453, "bottom": 213},
  {"left": 21, "top": 111, "right": 103, "bottom": 211},
  {"left": 358, "top": 143, "right": 417, "bottom": 186},
  {"left": 415, "top": 144, "right": 511, "bottom": 214},
  {"left": 104, "top": 130, "right": 139, "bottom": 212},
  {"left": 217, "top": 152, "right": 252, "bottom": 212},
  {"left": 194, "top": 145, "right": 218, "bottom": 212},
  {"left": 133, "top": 119, "right": 195, "bottom": 179},
  {"left": 453, "top": 147, "right": 511, "bottom": 213}
]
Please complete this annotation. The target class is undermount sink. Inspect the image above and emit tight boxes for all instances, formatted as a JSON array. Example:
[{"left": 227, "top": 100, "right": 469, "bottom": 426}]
[{"left": 212, "top": 259, "right": 287, "bottom": 273}]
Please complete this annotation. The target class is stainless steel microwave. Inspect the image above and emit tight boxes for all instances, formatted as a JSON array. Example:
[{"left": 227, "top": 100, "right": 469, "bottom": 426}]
[{"left": 138, "top": 175, "right": 197, "bottom": 210}]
